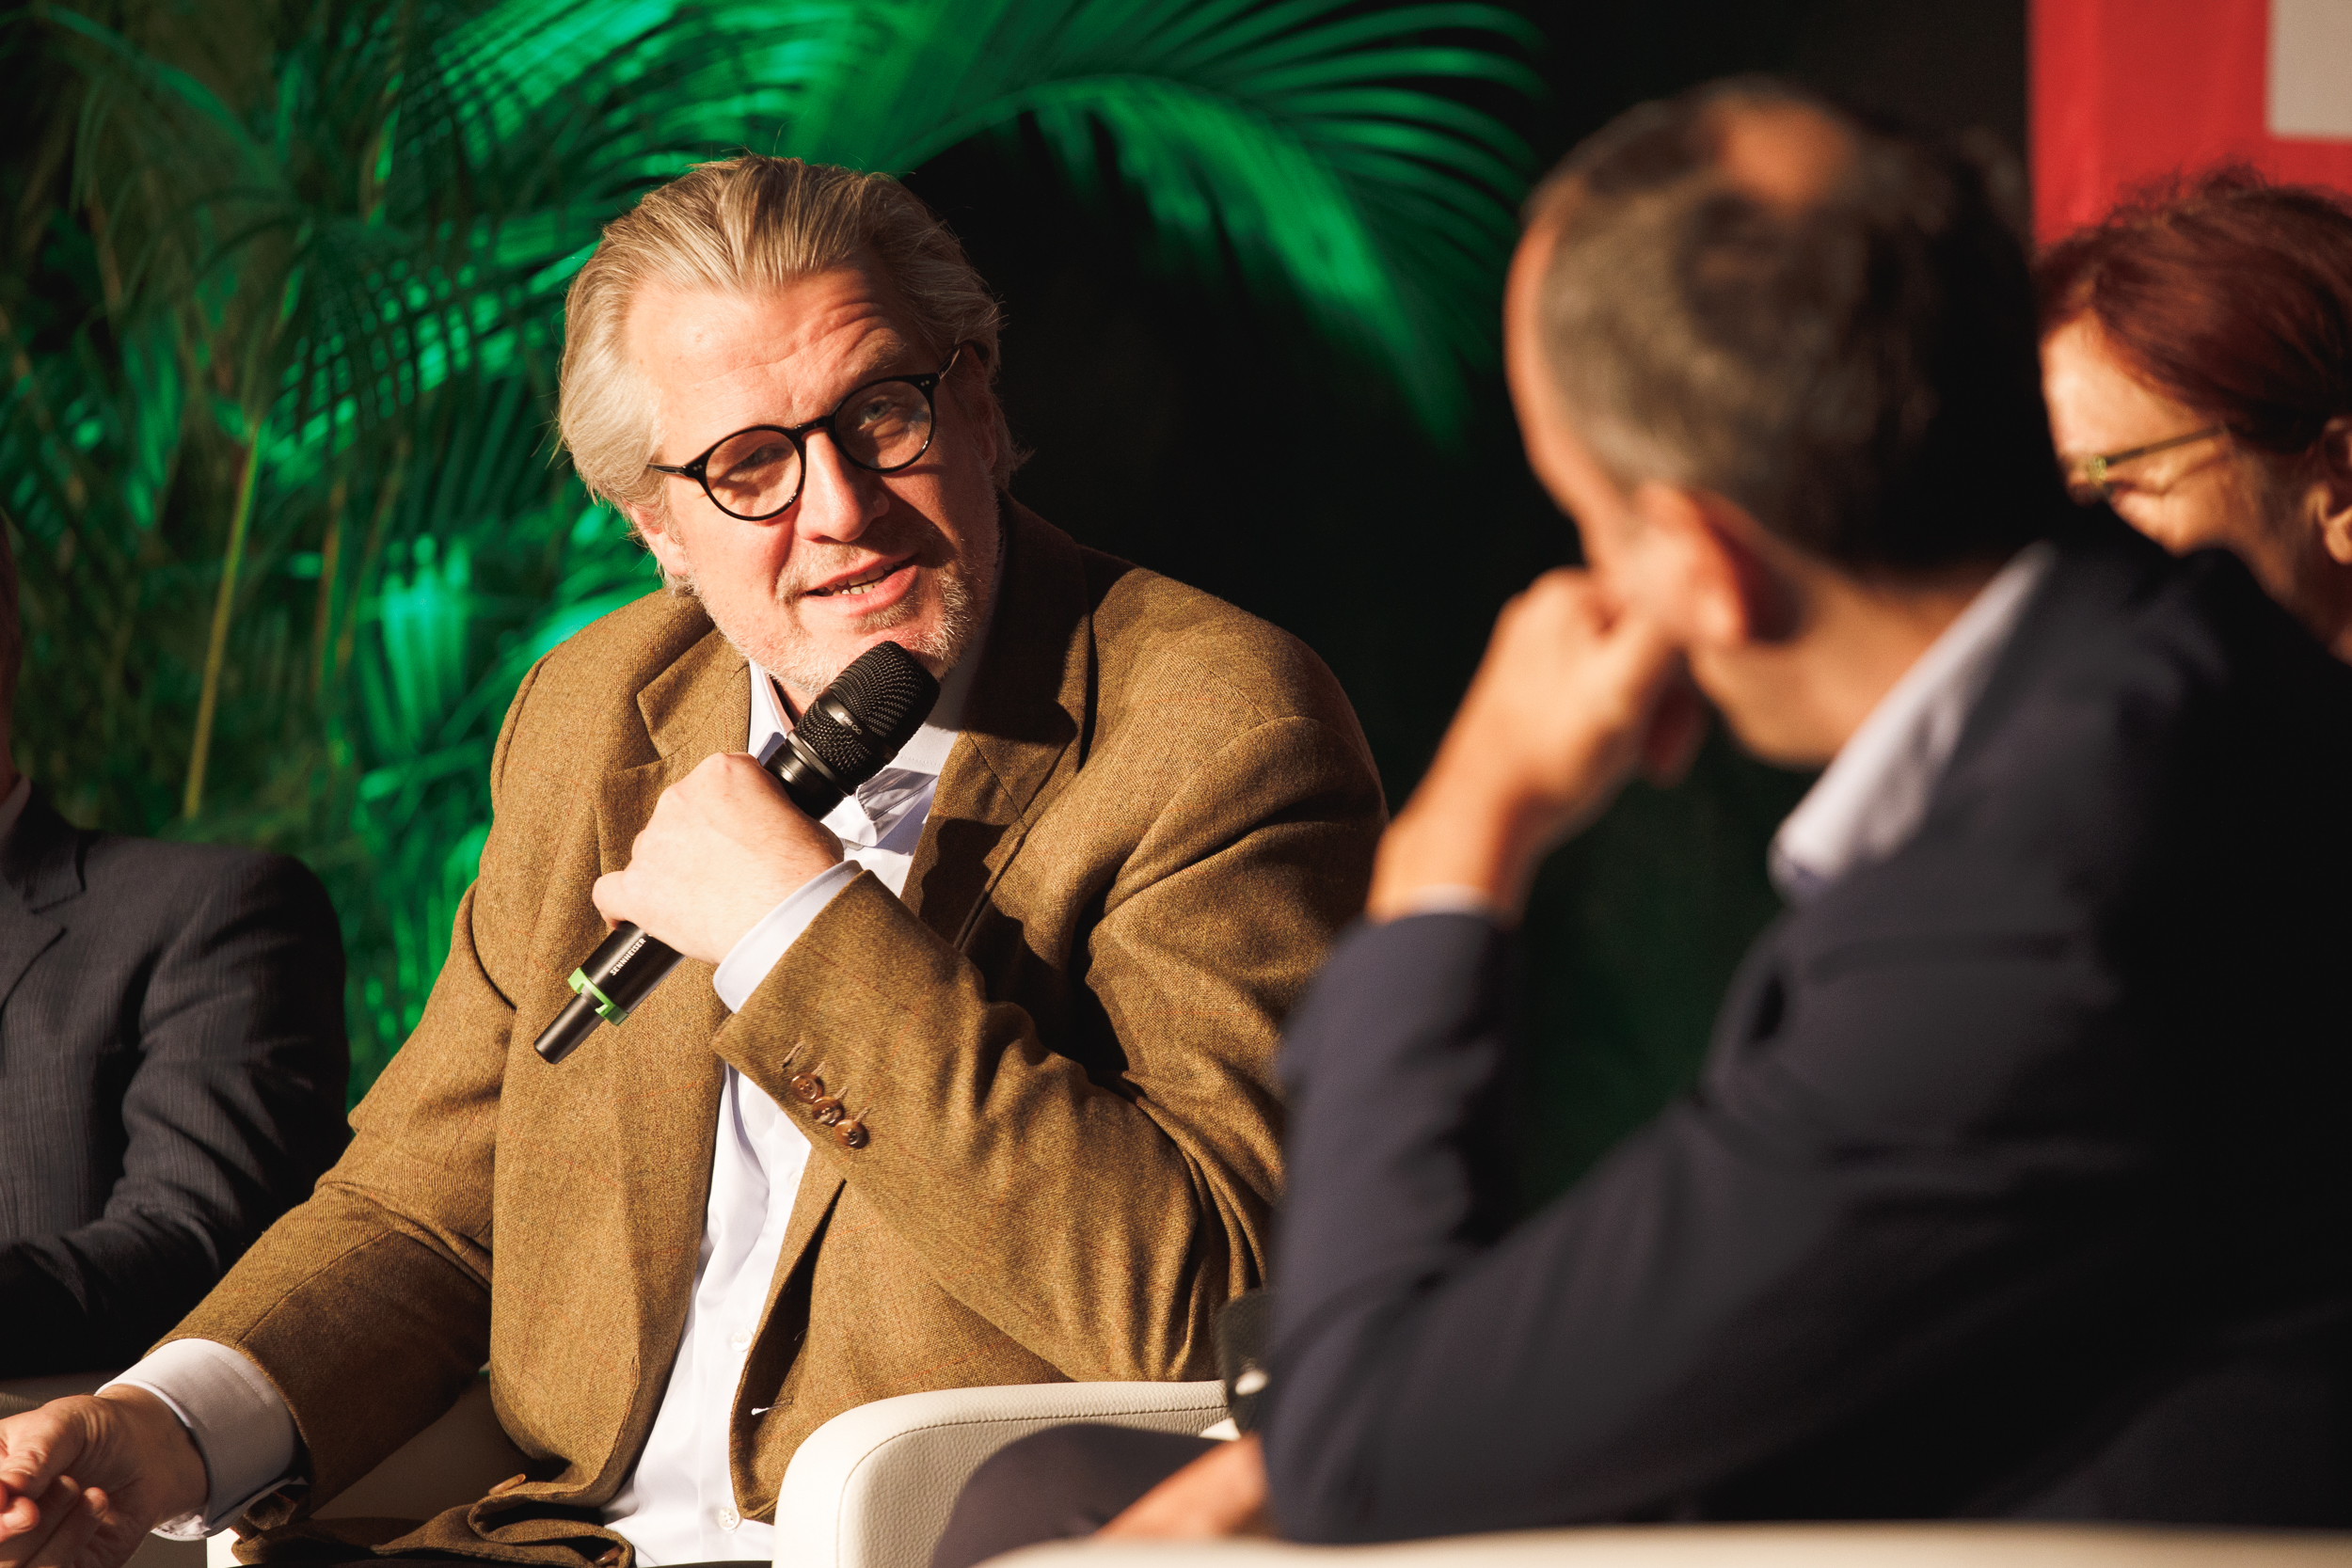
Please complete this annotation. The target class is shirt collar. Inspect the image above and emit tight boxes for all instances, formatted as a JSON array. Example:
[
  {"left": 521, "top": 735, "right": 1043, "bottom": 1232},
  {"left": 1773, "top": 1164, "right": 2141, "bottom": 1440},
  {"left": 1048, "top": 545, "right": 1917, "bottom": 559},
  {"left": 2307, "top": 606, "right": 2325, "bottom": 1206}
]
[{"left": 1768, "top": 540, "right": 2056, "bottom": 904}]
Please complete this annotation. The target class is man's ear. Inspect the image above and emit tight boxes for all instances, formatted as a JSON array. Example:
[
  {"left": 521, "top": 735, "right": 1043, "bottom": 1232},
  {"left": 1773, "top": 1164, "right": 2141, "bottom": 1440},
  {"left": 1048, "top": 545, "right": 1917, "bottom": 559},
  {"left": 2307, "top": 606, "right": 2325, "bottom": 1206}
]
[
  {"left": 626, "top": 501, "right": 692, "bottom": 584},
  {"left": 950, "top": 362, "right": 1001, "bottom": 477},
  {"left": 1628, "top": 483, "right": 1796, "bottom": 648},
  {"left": 2313, "top": 417, "right": 2352, "bottom": 567}
]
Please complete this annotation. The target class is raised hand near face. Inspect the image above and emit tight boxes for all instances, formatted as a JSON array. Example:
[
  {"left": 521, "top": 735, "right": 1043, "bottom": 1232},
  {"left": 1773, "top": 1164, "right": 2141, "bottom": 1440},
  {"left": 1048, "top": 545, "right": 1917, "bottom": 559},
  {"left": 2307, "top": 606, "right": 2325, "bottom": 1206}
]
[{"left": 1369, "top": 568, "right": 1692, "bottom": 923}]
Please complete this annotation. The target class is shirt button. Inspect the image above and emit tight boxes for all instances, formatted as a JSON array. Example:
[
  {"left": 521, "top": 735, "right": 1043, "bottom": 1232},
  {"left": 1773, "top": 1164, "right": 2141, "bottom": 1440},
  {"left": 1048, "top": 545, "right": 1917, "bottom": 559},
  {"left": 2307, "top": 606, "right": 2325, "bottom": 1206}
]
[
  {"left": 718, "top": 1507, "right": 740, "bottom": 1530},
  {"left": 729, "top": 1330, "right": 751, "bottom": 1353}
]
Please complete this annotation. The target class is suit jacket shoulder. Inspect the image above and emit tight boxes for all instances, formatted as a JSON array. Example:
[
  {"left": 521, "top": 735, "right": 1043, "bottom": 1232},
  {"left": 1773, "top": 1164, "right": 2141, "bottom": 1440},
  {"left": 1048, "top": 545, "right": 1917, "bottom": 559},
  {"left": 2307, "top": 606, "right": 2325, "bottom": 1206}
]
[
  {"left": 1784, "top": 521, "right": 2352, "bottom": 965},
  {"left": 1081, "top": 546, "right": 1369, "bottom": 734}
]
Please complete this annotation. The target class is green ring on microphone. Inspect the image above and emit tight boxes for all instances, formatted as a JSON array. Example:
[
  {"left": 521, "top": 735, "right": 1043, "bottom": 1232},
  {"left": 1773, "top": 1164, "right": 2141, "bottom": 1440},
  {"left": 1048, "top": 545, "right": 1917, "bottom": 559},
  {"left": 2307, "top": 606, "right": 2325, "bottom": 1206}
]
[{"left": 568, "top": 967, "right": 631, "bottom": 1025}]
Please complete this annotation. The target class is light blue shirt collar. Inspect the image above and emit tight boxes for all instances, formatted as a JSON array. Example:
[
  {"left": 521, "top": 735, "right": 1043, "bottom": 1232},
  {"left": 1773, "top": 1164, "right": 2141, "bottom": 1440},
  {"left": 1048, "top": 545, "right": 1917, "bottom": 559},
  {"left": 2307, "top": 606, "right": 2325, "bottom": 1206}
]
[{"left": 1769, "top": 541, "right": 2057, "bottom": 904}]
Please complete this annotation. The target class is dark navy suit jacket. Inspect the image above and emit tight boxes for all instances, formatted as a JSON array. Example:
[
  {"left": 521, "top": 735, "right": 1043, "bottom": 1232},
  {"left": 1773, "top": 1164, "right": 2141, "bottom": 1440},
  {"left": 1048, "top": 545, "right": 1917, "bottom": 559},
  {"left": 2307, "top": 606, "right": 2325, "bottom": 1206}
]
[
  {"left": 1265, "top": 522, "right": 2352, "bottom": 1539},
  {"left": 0, "top": 791, "right": 349, "bottom": 1374}
]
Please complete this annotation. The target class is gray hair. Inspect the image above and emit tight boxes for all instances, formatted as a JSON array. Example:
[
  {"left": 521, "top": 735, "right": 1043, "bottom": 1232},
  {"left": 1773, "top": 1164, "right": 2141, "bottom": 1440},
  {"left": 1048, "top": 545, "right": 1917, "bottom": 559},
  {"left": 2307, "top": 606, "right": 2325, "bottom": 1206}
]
[
  {"left": 558, "top": 156, "right": 1016, "bottom": 531},
  {"left": 1530, "top": 78, "right": 2057, "bottom": 570}
]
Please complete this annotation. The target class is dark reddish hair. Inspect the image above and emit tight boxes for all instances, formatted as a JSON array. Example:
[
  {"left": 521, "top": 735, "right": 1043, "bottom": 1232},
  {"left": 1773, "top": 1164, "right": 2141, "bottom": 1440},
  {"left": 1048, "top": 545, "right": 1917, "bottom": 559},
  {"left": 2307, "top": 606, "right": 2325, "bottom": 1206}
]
[{"left": 2038, "top": 166, "right": 2352, "bottom": 455}]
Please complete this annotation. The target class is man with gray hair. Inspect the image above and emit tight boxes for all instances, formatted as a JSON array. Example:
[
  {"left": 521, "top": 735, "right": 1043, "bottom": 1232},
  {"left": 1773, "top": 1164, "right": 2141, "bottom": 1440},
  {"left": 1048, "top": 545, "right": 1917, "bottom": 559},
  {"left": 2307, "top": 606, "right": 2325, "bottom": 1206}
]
[
  {"left": 0, "top": 156, "right": 1383, "bottom": 1568},
  {"left": 930, "top": 77, "right": 2352, "bottom": 1557}
]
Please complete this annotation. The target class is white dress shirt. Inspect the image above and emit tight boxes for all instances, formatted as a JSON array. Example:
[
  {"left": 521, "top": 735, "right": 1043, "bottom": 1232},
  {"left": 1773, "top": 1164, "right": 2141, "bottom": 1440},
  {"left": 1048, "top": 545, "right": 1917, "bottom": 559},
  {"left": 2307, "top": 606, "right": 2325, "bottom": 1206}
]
[
  {"left": 1769, "top": 541, "right": 2055, "bottom": 901},
  {"left": 604, "top": 652, "right": 974, "bottom": 1564},
  {"left": 110, "top": 644, "right": 980, "bottom": 1564}
]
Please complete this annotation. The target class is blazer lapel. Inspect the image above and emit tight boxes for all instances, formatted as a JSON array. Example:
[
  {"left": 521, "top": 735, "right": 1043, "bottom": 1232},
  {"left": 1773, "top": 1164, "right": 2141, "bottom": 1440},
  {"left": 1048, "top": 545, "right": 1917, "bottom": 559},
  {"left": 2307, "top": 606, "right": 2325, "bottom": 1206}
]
[
  {"left": 0, "top": 792, "right": 82, "bottom": 1016},
  {"left": 0, "top": 907, "right": 64, "bottom": 1020},
  {"left": 611, "top": 628, "right": 756, "bottom": 862},
  {"left": 903, "top": 501, "right": 1094, "bottom": 947},
  {"left": 581, "top": 629, "right": 751, "bottom": 1454}
]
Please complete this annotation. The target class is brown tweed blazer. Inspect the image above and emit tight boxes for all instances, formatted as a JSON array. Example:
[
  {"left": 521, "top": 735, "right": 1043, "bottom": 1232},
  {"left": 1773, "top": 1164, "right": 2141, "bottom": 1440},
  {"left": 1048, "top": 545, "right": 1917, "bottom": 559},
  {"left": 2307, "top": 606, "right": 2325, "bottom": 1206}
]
[{"left": 174, "top": 504, "right": 1383, "bottom": 1564}]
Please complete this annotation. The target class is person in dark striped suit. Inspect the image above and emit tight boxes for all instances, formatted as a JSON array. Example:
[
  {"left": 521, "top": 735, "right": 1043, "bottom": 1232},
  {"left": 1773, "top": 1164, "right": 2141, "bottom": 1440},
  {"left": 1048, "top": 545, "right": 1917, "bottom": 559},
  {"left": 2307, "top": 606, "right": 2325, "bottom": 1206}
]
[{"left": 0, "top": 520, "right": 349, "bottom": 1381}]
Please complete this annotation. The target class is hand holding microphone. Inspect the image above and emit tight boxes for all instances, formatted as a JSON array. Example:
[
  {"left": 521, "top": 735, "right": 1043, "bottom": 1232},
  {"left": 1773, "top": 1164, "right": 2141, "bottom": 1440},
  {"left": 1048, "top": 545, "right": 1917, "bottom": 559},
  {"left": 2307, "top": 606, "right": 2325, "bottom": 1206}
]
[
  {"left": 535, "top": 640, "right": 940, "bottom": 1063},
  {"left": 591, "top": 753, "right": 846, "bottom": 960}
]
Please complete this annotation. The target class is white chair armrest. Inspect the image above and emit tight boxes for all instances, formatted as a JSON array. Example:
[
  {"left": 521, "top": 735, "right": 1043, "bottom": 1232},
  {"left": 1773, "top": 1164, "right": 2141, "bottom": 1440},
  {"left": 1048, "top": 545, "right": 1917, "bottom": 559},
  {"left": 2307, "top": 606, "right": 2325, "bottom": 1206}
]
[
  {"left": 775, "top": 1380, "right": 1229, "bottom": 1568},
  {"left": 204, "top": 1377, "right": 525, "bottom": 1568},
  {"left": 987, "top": 1524, "right": 2352, "bottom": 1567}
]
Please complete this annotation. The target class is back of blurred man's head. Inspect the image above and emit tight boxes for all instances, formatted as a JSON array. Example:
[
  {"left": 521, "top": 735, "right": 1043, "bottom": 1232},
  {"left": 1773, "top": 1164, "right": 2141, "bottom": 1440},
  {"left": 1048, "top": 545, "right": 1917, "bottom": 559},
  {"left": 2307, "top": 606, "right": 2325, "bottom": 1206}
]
[{"left": 1525, "top": 77, "right": 2061, "bottom": 572}]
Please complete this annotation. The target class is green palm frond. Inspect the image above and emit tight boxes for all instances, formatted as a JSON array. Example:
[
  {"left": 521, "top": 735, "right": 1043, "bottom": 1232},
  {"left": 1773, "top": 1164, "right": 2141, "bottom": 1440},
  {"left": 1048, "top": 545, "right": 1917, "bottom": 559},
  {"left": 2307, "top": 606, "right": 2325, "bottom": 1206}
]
[{"left": 717, "top": 0, "right": 1541, "bottom": 433}]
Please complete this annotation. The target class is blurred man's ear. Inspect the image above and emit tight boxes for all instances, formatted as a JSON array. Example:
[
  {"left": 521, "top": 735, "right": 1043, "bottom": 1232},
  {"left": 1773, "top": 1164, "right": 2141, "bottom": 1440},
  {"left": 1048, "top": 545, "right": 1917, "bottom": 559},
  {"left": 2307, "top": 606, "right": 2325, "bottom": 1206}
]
[
  {"left": 1626, "top": 483, "right": 1798, "bottom": 650},
  {"left": 2312, "top": 417, "right": 2352, "bottom": 568}
]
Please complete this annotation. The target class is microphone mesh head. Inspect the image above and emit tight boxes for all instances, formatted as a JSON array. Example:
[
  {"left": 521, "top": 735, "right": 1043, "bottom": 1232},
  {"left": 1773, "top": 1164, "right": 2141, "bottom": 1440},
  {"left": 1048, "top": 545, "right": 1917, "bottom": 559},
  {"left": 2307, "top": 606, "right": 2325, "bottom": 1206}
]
[{"left": 793, "top": 641, "right": 941, "bottom": 784}]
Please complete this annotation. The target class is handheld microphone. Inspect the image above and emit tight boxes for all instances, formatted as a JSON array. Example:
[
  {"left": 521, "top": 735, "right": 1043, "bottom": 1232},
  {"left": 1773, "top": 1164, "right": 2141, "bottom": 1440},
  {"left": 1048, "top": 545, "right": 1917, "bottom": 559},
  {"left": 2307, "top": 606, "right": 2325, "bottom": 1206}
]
[{"left": 532, "top": 639, "right": 941, "bottom": 1065}]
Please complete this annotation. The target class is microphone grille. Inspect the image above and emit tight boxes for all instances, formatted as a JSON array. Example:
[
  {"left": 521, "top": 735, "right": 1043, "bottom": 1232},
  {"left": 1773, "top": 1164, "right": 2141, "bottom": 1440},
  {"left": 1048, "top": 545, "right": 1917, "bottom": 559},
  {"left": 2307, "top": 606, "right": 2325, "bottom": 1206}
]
[{"left": 793, "top": 641, "right": 942, "bottom": 784}]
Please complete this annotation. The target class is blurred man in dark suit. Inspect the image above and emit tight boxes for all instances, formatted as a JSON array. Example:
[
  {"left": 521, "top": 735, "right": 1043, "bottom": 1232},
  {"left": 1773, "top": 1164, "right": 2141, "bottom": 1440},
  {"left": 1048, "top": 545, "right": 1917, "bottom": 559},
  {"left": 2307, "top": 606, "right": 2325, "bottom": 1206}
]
[
  {"left": 0, "top": 519, "right": 350, "bottom": 1381},
  {"left": 934, "top": 78, "right": 2352, "bottom": 1561}
]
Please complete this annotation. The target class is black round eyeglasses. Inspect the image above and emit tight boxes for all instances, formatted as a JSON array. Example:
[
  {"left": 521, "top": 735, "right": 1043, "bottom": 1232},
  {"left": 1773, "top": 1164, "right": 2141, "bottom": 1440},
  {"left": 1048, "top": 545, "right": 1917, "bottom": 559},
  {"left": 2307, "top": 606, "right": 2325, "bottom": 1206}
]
[{"left": 645, "top": 344, "right": 966, "bottom": 521}]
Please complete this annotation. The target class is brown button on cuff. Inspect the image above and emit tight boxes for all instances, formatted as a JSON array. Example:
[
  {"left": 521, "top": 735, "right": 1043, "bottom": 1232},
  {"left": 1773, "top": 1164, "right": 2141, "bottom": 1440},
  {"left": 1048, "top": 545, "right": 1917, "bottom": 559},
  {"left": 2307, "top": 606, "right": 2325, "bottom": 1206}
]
[
  {"left": 809, "top": 1097, "right": 845, "bottom": 1127},
  {"left": 596, "top": 1547, "right": 624, "bottom": 1567},
  {"left": 836, "top": 1120, "right": 869, "bottom": 1149},
  {"left": 487, "top": 1473, "right": 528, "bottom": 1497},
  {"left": 788, "top": 1073, "right": 824, "bottom": 1103}
]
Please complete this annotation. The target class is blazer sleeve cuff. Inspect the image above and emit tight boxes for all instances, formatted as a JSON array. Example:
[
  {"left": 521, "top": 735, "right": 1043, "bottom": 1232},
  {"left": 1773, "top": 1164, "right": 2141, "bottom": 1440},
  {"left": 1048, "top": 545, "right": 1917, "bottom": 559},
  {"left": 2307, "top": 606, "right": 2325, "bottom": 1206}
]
[
  {"left": 711, "top": 860, "right": 862, "bottom": 1013},
  {"left": 104, "top": 1340, "right": 299, "bottom": 1538}
]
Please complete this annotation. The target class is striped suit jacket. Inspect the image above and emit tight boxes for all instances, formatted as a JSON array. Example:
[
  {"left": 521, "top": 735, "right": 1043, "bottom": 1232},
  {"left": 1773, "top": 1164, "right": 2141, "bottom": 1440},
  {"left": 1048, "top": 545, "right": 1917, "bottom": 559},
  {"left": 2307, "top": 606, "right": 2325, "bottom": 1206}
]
[{"left": 0, "top": 792, "right": 348, "bottom": 1375}]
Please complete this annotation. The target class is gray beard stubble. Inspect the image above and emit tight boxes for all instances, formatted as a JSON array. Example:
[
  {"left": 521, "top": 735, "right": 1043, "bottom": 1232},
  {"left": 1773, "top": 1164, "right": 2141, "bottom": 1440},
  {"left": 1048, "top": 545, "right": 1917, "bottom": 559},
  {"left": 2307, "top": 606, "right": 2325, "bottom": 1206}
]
[{"left": 680, "top": 551, "right": 986, "bottom": 698}]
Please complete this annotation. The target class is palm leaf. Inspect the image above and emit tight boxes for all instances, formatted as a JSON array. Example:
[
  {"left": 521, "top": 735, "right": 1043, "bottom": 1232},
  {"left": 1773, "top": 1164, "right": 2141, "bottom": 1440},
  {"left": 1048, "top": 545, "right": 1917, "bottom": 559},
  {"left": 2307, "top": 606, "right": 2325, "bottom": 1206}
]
[{"left": 736, "top": 0, "right": 1538, "bottom": 435}]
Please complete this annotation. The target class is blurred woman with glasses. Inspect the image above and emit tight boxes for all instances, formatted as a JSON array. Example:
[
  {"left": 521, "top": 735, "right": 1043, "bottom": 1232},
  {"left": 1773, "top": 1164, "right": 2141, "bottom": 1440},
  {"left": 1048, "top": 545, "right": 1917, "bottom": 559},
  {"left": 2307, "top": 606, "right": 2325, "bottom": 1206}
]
[{"left": 2039, "top": 167, "right": 2352, "bottom": 659}]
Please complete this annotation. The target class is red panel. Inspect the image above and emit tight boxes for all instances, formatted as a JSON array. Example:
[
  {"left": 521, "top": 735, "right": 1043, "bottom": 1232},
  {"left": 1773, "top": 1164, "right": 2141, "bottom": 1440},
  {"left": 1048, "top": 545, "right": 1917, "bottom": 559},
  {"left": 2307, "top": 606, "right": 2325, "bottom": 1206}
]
[{"left": 2030, "top": 0, "right": 2352, "bottom": 243}]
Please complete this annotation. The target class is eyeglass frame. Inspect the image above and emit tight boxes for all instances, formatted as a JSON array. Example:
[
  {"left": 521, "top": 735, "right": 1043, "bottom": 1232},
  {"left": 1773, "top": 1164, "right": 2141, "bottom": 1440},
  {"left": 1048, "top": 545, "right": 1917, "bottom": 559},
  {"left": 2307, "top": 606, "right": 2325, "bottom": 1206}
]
[
  {"left": 2065, "top": 423, "right": 2230, "bottom": 500},
  {"left": 644, "top": 342, "right": 968, "bottom": 521}
]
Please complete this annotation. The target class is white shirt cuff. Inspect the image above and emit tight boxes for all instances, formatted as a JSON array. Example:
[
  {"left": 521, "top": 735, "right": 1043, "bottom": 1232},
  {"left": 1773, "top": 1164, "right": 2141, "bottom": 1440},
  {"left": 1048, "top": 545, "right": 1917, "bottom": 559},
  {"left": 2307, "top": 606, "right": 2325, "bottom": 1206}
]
[
  {"left": 104, "top": 1340, "right": 299, "bottom": 1539},
  {"left": 1398, "top": 884, "right": 1501, "bottom": 919},
  {"left": 711, "top": 861, "right": 861, "bottom": 1013}
]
